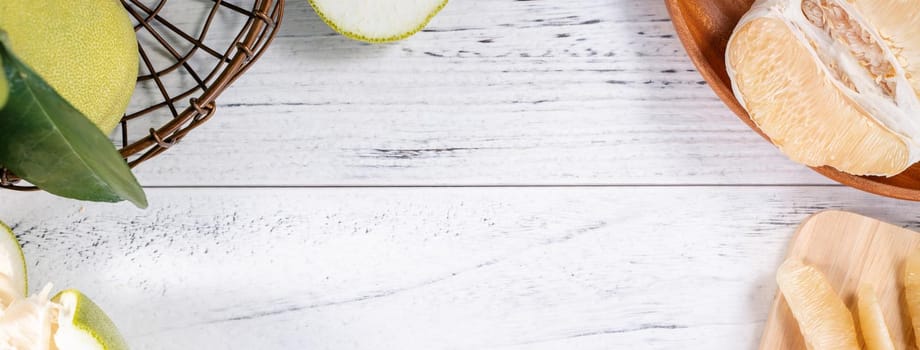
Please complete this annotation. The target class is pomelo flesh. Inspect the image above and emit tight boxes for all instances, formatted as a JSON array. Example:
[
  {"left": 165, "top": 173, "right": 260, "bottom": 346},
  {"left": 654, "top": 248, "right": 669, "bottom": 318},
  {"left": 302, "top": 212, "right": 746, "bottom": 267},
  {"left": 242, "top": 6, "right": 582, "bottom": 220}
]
[
  {"left": 776, "top": 259, "right": 860, "bottom": 350},
  {"left": 857, "top": 283, "right": 895, "bottom": 350},
  {"left": 727, "top": 0, "right": 920, "bottom": 176},
  {"left": 904, "top": 249, "right": 920, "bottom": 347}
]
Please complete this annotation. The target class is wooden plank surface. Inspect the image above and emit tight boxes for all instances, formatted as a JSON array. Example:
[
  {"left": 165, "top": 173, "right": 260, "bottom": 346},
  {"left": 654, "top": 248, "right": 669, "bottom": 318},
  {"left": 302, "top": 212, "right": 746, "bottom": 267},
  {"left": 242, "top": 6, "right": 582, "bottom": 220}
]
[
  {"left": 3, "top": 1, "right": 907, "bottom": 349},
  {"left": 760, "top": 211, "right": 920, "bottom": 349},
  {"left": 121, "top": 0, "right": 829, "bottom": 186},
  {"left": 3, "top": 188, "right": 920, "bottom": 349}
]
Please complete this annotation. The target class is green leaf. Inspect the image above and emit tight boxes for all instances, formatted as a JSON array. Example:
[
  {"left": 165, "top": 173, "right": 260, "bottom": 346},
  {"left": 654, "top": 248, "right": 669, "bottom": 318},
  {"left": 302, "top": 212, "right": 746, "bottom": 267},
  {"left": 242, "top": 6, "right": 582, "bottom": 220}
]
[
  {"left": 0, "top": 54, "right": 7, "bottom": 110},
  {"left": 0, "top": 33, "right": 147, "bottom": 208}
]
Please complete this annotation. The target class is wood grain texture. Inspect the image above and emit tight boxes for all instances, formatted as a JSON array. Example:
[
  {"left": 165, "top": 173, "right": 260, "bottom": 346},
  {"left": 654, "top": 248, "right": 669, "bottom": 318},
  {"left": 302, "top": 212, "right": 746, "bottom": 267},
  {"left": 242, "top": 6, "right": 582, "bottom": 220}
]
[
  {"left": 3, "top": 188, "right": 920, "bottom": 349},
  {"left": 119, "top": 0, "right": 828, "bottom": 187},
  {"left": 760, "top": 211, "right": 919, "bottom": 350}
]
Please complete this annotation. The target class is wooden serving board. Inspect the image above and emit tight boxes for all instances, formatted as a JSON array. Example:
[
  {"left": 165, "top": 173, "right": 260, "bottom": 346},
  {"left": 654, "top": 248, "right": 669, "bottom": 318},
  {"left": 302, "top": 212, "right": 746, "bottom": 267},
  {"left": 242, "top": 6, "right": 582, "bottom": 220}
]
[{"left": 761, "top": 210, "right": 920, "bottom": 349}]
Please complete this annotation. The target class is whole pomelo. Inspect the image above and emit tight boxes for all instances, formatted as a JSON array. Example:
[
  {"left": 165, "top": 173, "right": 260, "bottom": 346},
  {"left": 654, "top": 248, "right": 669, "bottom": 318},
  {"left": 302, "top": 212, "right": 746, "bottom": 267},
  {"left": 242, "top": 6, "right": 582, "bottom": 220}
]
[{"left": 0, "top": 0, "right": 138, "bottom": 134}]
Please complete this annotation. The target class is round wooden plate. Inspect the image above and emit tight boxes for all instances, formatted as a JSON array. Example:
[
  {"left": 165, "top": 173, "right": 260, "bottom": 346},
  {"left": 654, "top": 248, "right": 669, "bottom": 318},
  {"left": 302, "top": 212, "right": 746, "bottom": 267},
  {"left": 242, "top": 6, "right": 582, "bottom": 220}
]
[{"left": 665, "top": 0, "right": 920, "bottom": 201}]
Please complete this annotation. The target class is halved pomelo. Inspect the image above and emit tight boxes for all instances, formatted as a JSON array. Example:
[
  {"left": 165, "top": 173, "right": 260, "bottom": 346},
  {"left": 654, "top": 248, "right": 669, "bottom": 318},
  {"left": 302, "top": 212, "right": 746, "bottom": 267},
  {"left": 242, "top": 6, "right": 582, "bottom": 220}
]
[
  {"left": 309, "top": 0, "right": 448, "bottom": 43},
  {"left": 776, "top": 259, "right": 860, "bottom": 350},
  {"left": 726, "top": 0, "right": 920, "bottom": 176},
  {"left": 0, "top": 220, "right": 27, "bottom": 301},
  {"left": 0, "top": 221, "right": 128, "bottom": 350}
]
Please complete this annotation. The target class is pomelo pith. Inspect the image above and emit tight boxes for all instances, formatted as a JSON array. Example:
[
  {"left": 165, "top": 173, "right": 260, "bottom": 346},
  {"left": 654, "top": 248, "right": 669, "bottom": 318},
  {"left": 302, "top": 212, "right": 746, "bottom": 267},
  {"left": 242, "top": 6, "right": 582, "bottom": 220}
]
[
  {"left": 310, "top": 0, "right": 448, "bottom": 43},
  {"left": 0, "top": 221, "right": 129, "bottom": 350}
]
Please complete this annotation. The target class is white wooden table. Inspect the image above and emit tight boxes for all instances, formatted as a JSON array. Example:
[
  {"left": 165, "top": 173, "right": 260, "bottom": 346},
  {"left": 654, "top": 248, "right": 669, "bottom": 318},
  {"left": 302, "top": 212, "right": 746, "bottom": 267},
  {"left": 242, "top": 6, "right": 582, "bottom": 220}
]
[{"left": 4, "top": 1, "right": 920, "bottom": 349}]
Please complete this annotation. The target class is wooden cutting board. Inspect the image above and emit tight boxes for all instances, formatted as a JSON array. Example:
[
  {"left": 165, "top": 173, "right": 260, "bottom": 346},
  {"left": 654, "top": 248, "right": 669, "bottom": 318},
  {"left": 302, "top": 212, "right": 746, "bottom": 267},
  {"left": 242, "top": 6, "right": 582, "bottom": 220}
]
[{"left": 760, "top": 210, "right": 920, "bottom": 349}]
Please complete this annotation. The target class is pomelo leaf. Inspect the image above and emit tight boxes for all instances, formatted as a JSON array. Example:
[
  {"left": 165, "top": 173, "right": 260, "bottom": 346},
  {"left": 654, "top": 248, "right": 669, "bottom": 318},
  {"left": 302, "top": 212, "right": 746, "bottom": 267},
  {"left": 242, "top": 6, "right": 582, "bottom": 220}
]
[{"left": 0, "top": 32, "right": 146, "bottom": 208}]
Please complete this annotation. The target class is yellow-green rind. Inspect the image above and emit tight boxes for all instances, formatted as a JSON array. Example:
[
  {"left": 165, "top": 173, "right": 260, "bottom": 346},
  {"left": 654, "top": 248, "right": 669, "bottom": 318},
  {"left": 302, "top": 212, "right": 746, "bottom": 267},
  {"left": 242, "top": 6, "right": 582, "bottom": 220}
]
[
  {"left": 0, "top": 220, "right": 26, "bottom": 296},
  {"left": 308, "top": 0, "right": 449, "bottom": 43},
  {"left": 53, "top": 289, "right": 129, "bottom": 350}
]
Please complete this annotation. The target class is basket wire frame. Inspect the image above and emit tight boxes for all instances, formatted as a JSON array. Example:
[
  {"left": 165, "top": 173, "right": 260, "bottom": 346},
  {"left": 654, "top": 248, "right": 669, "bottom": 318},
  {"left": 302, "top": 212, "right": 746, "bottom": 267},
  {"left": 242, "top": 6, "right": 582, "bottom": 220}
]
[{"left": 0, "top": 0, "right": 284, "bottom": 191}]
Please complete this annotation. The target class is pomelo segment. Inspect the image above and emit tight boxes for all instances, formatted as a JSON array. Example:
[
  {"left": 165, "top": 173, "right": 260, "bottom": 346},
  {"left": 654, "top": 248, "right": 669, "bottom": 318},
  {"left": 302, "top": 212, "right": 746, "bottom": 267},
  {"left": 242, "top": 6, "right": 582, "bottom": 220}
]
[
  {"left": 726, "top": 0, "right": 920, "bottom": 176},
  {"left": 0, "top": 284, "right": 56, "bottom": 350},
  {"left": 857, "top": 283, "right": 895, "bottom": 350},
  {"left": 309, "top": 0, "right": 448, "bottom": 43},
  {"left": 728, "top": 17, "right": 908, "bottom": 176},
  {"left": 904, "top": 249, "right": 920, "bottom": 347},
  {"left": 776, "top": 259, "right": 860, "bottom": 350}
]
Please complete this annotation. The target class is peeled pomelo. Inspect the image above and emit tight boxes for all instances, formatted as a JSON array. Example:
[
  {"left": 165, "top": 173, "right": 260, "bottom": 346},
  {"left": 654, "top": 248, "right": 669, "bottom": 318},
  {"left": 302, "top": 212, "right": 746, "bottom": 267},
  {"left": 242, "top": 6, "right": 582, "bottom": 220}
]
[
  {"left": 0, "top": 0, "right": 138, "bottom": 134},
  {"left": 857, "top": 283, "right": 895, "bottom": 350},
  {"left": 905, "top": 248, "right": 920, "bottom": 346},
  {"left": 726, "top": 0, "right": 920, "bottom": 176},
  {"left": 0, "top": 220, "right": 128, "bottom": 350},
  {"left": 776, "top": 259, "right": 860, "bottom": 350},
  {"left": 309, "top": 0, "right": 448, "bottom": 43}
]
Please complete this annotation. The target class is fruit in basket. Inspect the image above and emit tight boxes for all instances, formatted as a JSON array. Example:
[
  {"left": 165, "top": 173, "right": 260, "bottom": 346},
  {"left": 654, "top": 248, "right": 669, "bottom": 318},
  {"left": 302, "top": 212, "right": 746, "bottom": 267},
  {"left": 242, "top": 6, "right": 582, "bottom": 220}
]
[
  {"left": 0, "top": 0, "right": 138, "bottom": 134},
  {"left": 0, "top": 31, "right": 147, "bottom": 208},
  {"left": 0, "top": 221, "right": 129, "bottom": 350},
  {"left": 857, "top": 283, "right": 895, "bottom": 350},
  {"left": 776, "top": 259, "right": 860, "bottom": 350},
  {"left": 726, "top": 0, "right": 920, "bottom": 176},
  {"left": 309, "top": 0, "right": 448, "bottom": 43}
]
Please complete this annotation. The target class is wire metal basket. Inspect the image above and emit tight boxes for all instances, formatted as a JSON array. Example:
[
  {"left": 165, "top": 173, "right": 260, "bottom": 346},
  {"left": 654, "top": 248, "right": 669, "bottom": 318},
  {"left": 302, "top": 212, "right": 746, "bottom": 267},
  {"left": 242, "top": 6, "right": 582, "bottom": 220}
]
[{"left": 1, "top": 0, "right": 284, "bottom": 191}]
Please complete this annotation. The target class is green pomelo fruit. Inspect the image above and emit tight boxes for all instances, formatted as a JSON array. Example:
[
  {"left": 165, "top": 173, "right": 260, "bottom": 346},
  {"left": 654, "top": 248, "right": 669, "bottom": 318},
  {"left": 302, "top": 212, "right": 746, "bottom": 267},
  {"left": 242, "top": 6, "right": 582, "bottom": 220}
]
[{"left": 0, "top": 0, "right": 138, "bottom": 134}]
